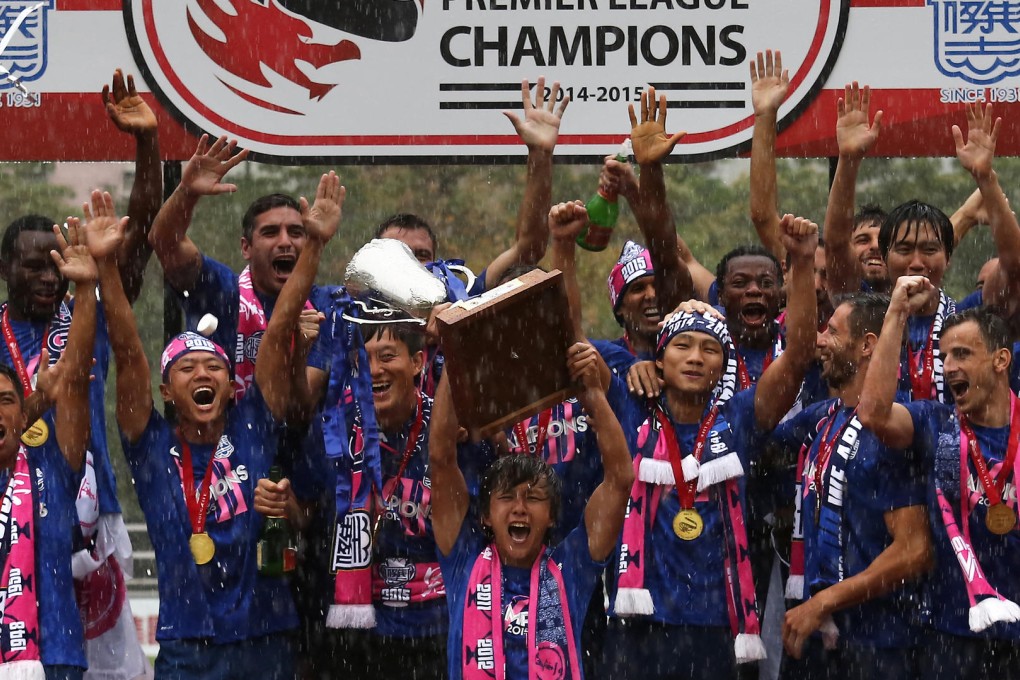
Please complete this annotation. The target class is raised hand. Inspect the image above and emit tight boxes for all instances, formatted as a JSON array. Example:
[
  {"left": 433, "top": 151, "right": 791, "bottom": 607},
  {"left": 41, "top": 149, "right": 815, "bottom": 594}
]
[
  {"left": 600, "top": 154, "right": 639, "bottom": 202},
  {"left": 836, "top": 82, "right": 883, "bottom": 159},
  {"left": 567, "top": 341, "right": 602, "bottom": 392},
  {"left": 294, "top": 309, "right": 324, "bottom": 358},
  {"left": 778, "top": 213, "right": 820, "bottom": 261},
  {"left": 103, "top": 69, "right": 157, "bottom": 137},
  {"left": 953, "top": 102, "right": 1001, "bottom": 181},
  {"left": 504, "top": 77, "right": 569, "bottom": 153},
  {"left": 628, "top": 87, "right": 685, "bottom": 165},
  {"left": 750, "top": 50, "right": 789, "bottom": 116},
  {"left": 81, "top": 190, "right": 128, "bottom": 261},
  {"left": 51, "top": 218, "right": 98, "bottom": 285},
  {"left": 299, "top": 171, "right": 345, "bottom": 243},
  {"left": 891, "top": 275, "right": 937, "bottom": 315},
  {"left": 661, "top": 299, "right": 725, "bottom": 326},
  {"left": 34, "top": 348, "right": 63, "bottom": 407},
  {"left": 548, "top": 200, "right": 588, "bottom": 242},
  {"left": 181, "top": 134, "right": 249, "bottom": 196}
]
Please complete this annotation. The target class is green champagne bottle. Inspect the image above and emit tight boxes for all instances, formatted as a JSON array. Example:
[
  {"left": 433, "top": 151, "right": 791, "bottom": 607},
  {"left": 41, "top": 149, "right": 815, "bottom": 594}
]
[
  {"left": 577, "top": 139, "right": 633, "bottom": 252},
  {"left": 257, "top": 466, "right": 297, "bottom": 576}
]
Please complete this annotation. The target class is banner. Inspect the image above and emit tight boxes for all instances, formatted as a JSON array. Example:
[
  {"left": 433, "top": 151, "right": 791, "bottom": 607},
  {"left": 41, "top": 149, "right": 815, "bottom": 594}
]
[{"left": 1, "top": 0, "right": 1019, "bottom": 161}]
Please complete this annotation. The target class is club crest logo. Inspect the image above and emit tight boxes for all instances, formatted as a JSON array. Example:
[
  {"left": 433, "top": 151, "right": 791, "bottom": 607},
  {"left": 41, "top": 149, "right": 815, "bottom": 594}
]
[
  {"left": 0, "top": 1, "right": 53, "bottom": 91},
  {"left": 930, "top": 0, "right": 1020, "bottom": 85}
]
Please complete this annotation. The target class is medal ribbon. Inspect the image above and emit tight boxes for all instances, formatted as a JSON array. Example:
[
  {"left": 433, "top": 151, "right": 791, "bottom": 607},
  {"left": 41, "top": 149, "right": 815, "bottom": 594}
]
[
  {"left": 177, "top": 432, "right": 219, "bottom": 538},
  {"left": 655, "top": 406, "right": 717, "bottom": 509},
  {"left": 958, "top": 394, "right": 1020, "bottom": 541},
  {"left": 811, "top": 404, "right": 857, "bottom": 525},
  {"left": 513, "top": 407, "right": 553, "bottom": 456},
  {"left": 908, "top": 317, "right": 937, "bottom": 401},
  {"left": 735, "top": 347, "right": 774, "bottom": 391},
  {"left": 380, "top": 390, "right": 426, "bottom": 499},
  {"left": 0, "top": 308, "right": 45, "bottom": 396}
]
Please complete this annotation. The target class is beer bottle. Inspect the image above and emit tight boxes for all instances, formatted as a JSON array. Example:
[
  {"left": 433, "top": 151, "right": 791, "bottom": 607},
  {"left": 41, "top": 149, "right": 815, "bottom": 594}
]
[
  {"left": 577, "top": 139, "right": 633, "bottom": 252},
  {"left": 257, "top": 466, "right": 297, "bottom": 576}
]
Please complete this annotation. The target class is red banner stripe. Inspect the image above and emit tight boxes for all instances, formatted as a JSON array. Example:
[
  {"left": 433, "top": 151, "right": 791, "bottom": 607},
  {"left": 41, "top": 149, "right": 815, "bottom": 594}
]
[{"left": 58, "top": 0, "right": 121, "bottom": 9}]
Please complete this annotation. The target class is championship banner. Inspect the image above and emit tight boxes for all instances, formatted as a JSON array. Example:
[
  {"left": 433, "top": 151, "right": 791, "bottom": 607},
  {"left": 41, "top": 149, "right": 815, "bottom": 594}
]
[{"left": 1, "top": 0, "right": 1020, "bottom": 161}]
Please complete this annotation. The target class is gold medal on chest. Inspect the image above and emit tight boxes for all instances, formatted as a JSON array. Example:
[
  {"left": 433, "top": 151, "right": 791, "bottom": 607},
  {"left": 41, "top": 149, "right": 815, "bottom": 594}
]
[
  {"left": 672, "top": 508, "right": 704, "bottom": 541},
  {"left": 20, "top": 419, "right": 48, "bottom": 447},
  {"left": 190, "top": 532, "right": 216, "bottom": 564},
  {"left": 985, "top": 503, "right": 1017, "bottom": 536}
]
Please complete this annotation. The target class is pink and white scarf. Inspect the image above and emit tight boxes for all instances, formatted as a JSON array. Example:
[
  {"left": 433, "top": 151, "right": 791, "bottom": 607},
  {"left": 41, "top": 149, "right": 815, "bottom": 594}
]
[
  {"left": 0, "top": 446, "right": 43, "bottom": 679},
  {"left": 234, "top": 266, "right": 313, "bottom": 400},
  {"left": 614, "top": 404, "right": 765, "bottom": 663},
  {"left": 462, "top": 544, "right": 579, "bottom": 680},
  {"left": 933, "top": 406, "right": 1020, "bottom": 632}
]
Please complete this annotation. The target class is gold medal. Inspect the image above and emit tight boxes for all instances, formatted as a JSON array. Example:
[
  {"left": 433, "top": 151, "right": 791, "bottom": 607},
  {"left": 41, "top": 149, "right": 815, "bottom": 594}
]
[
  {"left": 189, "top": 532, "right": 216, "bottom": 564},
  {"left": 985, "top": 503, "right": 1017, "bottom": 535},
  {"left": 20, "top": 419, "right": 48, "bottom": 447},
  {"left": 672, "top": 509, "right": 704, "bottom": 541}
]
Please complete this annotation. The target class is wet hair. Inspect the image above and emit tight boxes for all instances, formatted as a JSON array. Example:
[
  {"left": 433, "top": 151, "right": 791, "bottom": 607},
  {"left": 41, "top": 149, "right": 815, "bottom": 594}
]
[
  {"left": 0, "top": 364, "right": 24, "bottom": 409},
  {"left": 480, "top": 454, "right": 562, "bottom": 542},
  {"left": 1, "top": 215, "right": 55, "bottom": 262},
  {"left": 942, "top": 307, "right": 1011, "bottom": 356},
  {"left": 495, "top": 264, "right": 544, "bottom": 287},
  {"left": 362, "top": 322, "right": 425, "bottom": 356},
  {"left": 376, "top": 214, "right": 438, "bottom": 257},
  {"left": 715, "top": 244, "right": 784, "bottom": 293},
  {"left": 853, "top": 204, "right": 886, "bottom": 231},
  {"left": 832, "top": 292, "right": 890, "bottom": 340},
  {"left": 878, "top": 200, "right": 955, "bottom": 261},
  {"left": 241, "top": 194, "right": 300, "bottom": 242}
]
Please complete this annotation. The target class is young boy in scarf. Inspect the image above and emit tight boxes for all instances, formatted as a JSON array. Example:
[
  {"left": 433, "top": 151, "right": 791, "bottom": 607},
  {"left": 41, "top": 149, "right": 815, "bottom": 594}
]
[
  {"left": 772, "top": 293, "right": 932, "bottom": 679},
  {"left": 431, "top": 340, "right": 634, "bottom": 680},
  {"left": 0, "top": 217, "right": 97, "bottom": 679},
  {"left": 600, "top": 209, "right": 818, "bottom": 680},
  {"left": 859, "top": 279, "right": 1020, "bottom": 680},
  {"left": 107, "top": 174, "right": 343, "bottom": 678}
]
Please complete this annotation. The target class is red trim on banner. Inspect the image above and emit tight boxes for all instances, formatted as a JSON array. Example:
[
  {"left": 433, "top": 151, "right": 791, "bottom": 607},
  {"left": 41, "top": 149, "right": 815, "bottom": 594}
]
[
  {"left": 58, "top": 0, "right": 121, "bottom": 9},
  {"left": 0, "top": 89, "right": 1012, "bottom": 161}
]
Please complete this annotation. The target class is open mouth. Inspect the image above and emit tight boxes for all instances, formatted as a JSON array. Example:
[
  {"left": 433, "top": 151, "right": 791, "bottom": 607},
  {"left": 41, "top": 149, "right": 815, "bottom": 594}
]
[
  {"left": 0, "top": 424, "right": 7, "bottom": 446},
  {"left": 508, "top": 522, "right": 531, "bottom": 544},
  {"left": 643, "top": 307, "right": 660, "bottom": 321},
  {"left": 192, "top": 387, "right": 216, "bottom": 406},
  {"left": 272, "top": 256, "right": 296, "bottom": 277},
  {"left": 372, "top": 381, "right": 391, "bottom": 396},
  {"left": 863, "top": 257, "right": 884, "bottom": 270},
  {"left": 948, "top": 378, "right": 970, "bottom": 401},
  {"left": 740, "top": 303, "right": 768, "bottom": 326}
]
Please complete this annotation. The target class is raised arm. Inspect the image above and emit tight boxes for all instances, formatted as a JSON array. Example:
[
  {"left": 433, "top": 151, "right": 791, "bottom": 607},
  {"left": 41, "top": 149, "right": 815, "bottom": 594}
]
[
  {"left": 572, "top": 342, "right": 634, "bottom": 561},
  {"left": 627, "top": 88, "right": 694, "bottom": 314},
  {"left": 858, "top": 276, "right": 932, "bottom": 449},
  {"left": 603, "top": 156, "right": 714, "bottom": 300},
  {"left": 48, "top": 220, "right": 98, "bottom": 473},
  {"left": 84, "top": 191, "right": 153, "bottom": 443},
  {"left": 783, "top": 504, "right": 931, "bottom": 658},
  {"left": 548, "top": 200, "right": 588, "bottom": 341},
  {"left": 754, "top": 215, "right": 818, "bottom": 430},
  {"left": 824, "top": 83, "right": 883, "bottom": 298},
  {"left": 953, "top": 103, "right": 1020, "bottom": 314},
  {"left": 431, "top": 370, "right": 470, "bottom": 557},
  {"left": 749, "top": 50, "right": 789, "bottom": 262},
  {"left": 147, "top": 135, "right": 249, "bottom": 292},
  {"left": 256, "top": 172, "right": 342, "bottom": 421},
  {"left": 484, "top": 78, "right": 568, "bottom": 289},
  {"left": 103, "top": 69, "right": 161, "bottom": 304}
]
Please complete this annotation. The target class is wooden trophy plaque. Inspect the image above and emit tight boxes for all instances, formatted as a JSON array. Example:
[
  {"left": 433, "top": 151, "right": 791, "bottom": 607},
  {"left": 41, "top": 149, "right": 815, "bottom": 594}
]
[{"left": 436, "top": 269, "right": 577, "bottom": 437}]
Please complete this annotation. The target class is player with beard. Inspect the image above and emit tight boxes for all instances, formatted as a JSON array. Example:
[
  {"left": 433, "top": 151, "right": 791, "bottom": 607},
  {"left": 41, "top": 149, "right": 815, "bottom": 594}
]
[
  {"left": 431, "top": 338, "right": 634, "bottom": 680},
  {"left": 0, "top": 217, "right": 97, "bottom": 679},
  {"left": 108, "top": 175, "right": 343, "bottom": 678},
  {"left": 601, "top": 212, "right": 818, "bottom": 680},
  {"left": 771, "top": 293, "right": 932, "bottom": 679},
  {"left": 859, "top": 281, "right": 1020, "bottom": 680},
  {"left": 147, "top": 138, "right": 334, "bottom": 398}
]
